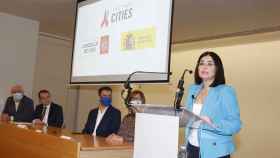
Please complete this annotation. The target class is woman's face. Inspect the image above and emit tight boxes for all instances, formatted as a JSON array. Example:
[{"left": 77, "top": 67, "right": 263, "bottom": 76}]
[
  {"left": 198, "top": 55, "right": 216, "bottom": 82},
  {"left": 129, "top": 93, "right": 144, "bottom": 113}
]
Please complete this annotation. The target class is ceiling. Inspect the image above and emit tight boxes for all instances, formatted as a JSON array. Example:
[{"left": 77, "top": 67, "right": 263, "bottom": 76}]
[{"left": 1, "top": 0, "right": 280, "bottom": 43}]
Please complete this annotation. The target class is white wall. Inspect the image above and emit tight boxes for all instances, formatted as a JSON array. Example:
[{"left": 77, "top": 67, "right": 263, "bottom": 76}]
[{"left": 0, "top": 12, "right": 39, "bottom": 112}]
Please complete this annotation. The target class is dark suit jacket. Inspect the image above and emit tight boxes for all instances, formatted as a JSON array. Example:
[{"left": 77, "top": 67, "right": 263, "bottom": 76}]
[
  {"left": 2, "top": 96, "right": 34, "bottom": 122},
  {"left": 82, "top": 106, "right": 121, "bottom": 137},
  {"left": 33, "top": 103, "right": 64, "bottom": 128}
]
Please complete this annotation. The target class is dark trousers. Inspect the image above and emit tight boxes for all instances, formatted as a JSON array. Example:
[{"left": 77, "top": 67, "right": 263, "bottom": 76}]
[{"left": 187, "top": 142, "right": 230, "bottom": 158}]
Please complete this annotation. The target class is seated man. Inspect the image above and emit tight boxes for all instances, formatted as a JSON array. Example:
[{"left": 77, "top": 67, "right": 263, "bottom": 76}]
[
  {"left": 82, "top": 87, "right": 121, "bottom": 137},
  {"left": 106, "top": 90, "right": 145, "bottom": 144},
  {"left": 33, "top": 90, "right": 64, "bottom": 128},
  {"left": 1, "top": 85, "right": 34, "bottom": 122}
]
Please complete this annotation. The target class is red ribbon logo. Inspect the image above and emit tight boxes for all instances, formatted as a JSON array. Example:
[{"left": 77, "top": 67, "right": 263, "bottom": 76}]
[{"left": 101, "top": 10, "right": 109, "bottom": 28}]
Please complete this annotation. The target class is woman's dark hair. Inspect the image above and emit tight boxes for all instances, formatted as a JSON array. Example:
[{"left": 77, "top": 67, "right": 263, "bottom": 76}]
[
  {"left": 128, "top": 90, "right": 146, "bottom": 104},
  {"left": 194, "top": 51, "right": 225, "bottom": 87},
  {"left": 98, "top": 86, "right": 112, "bottom": 96}
]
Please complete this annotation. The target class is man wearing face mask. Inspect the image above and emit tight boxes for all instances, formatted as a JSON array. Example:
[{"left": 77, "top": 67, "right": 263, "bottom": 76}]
[
  {"left": 1, "top": 85, "right": 34, "bottom": 122},
  {"left": 82, "top": 87, "right": 121, "bottom": 137},
  {"left": 33, "top": 89, "right": 64, "bottom": 128}
]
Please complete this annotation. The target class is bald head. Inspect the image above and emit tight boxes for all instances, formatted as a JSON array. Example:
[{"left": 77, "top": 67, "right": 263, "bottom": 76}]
[{"left": 10, "top": 85, "right": 24, "bottom": 94}]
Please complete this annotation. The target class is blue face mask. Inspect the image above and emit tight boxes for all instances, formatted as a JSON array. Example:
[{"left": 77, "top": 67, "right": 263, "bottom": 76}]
[
  {"left": 100, "top": 96, "right": 112, "bottom": 107},
  {"left": 13, "top": 92, "right": 23, "bottom": 102}
]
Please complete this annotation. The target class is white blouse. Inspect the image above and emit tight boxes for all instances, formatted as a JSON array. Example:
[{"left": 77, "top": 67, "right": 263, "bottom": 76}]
[{"left": 188, "top": 103, "right": 203, "bottom": 147}]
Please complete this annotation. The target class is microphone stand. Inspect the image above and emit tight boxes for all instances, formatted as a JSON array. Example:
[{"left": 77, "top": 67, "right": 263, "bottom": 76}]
[
  {"left": 121, "top": 71, "right": 172, "bottom": 108},
  {"left": 173, "top": 69, "right": 193, "bottom": 111}
]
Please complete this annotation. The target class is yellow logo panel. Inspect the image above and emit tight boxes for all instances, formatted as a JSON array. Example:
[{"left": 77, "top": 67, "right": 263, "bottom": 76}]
[{"left": 121, "top": 27, "right": 156, "bottom": 51}]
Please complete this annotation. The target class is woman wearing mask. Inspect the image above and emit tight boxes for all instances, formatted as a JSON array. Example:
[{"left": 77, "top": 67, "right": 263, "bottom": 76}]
[
  {"left": 185, "top": 51, "right": 242, "bottom": 158},
  {"left": 106, "top": 90, "right": 146, "bottom": 144}
]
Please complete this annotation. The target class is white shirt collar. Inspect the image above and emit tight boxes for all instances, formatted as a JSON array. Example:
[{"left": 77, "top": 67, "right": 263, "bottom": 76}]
[
  {"left": 92, "top": 106, "right": 109, "bottom": 135},
  {"left": 42, "top": 104, "right": 51, "bottom": 125},
  {"left": 98, "top": 106, "right": 108, "bottom": 114}
]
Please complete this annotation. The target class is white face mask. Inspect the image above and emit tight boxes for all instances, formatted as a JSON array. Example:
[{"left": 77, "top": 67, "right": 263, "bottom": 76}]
[
  {"left": 130, "top": 100, "right": 143, "bottom": 106},
  {"left": 13, "top": 92, "right": 23, "bottom": 102}
]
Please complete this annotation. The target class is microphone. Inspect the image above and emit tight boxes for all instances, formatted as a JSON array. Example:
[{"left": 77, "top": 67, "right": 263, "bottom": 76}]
[
  {"left": 174, "top": 69, "right": 193, "bottom": 110},
  {"left": 121, "top": 71, "right": 172, "bottom": 108}
]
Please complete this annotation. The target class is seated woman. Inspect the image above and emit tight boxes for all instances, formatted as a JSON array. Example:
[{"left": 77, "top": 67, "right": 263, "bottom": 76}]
[{"left": 106, "top": 90, "right": 145, "bottom": 144}]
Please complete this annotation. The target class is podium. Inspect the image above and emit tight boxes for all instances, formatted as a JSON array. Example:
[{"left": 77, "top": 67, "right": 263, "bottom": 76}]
[
  {"left": 133, "top": 113, "right": 179, "bottom": 158},
  {"left": 132, "top": 104, "right": 201, "bottom": 158}
]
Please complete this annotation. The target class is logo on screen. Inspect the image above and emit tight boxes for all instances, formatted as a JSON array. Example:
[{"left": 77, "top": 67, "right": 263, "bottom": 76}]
[
  {"left": 121, "top": 27, "right": 156, "bottom": 51},
  {"left": 111, "top": 8, "right": 133, "bottom": 24},
  {"left": 100, "top": 35, "right": 109, "bottom": 54},
  {"left": 124, "top": 34, "right": 135, "bottom": 50},
  {"left": 82, "top": 40, "right": 98, "bottom": 54},
  {"left": 101, "top": 10, "right": 109, "bottom": 28}
]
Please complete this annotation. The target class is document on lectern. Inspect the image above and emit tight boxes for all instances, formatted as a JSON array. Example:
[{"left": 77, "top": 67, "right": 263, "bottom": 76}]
[{"left": 133, "top": 113, "right": 179, "bottom": 158}]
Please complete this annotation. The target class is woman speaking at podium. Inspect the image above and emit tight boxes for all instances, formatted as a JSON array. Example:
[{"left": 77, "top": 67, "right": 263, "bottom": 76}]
[{"left": 185, "top": 51, "right": 242, "bottom": 158}]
